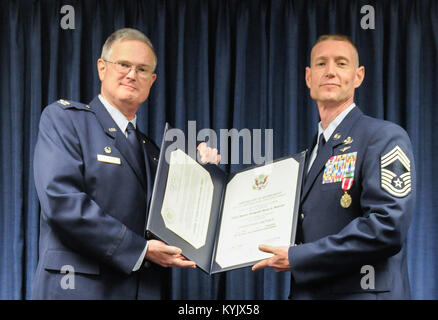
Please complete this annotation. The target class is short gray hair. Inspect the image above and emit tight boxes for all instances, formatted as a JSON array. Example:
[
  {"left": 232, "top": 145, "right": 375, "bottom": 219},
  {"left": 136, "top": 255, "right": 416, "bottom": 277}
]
[{"left": 101, "top": 28, "right": 157, "bottom": 70}]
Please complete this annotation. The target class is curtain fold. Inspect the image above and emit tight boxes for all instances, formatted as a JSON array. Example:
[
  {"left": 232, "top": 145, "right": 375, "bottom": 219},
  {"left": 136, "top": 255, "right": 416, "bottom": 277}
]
[{"left": 0, "top": 0, "right": 436, "bottom": 299}]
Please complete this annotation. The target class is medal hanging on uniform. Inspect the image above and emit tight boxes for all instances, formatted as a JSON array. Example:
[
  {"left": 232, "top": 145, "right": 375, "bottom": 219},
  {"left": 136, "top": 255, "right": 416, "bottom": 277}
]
[{"left": 340, "top": 178, "right": 353, "bottom": 208}]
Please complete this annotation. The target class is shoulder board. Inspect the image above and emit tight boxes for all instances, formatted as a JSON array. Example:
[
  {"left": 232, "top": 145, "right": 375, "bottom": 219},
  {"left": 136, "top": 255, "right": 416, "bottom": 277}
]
[{"left": 56, "top": 99, "right": 92, "bottom": 111}]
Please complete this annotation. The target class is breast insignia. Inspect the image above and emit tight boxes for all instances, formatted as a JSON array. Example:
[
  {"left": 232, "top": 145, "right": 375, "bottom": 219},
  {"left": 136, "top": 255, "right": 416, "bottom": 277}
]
[{"left": 343, "top": 137, "right": 353, "bottom": 145}]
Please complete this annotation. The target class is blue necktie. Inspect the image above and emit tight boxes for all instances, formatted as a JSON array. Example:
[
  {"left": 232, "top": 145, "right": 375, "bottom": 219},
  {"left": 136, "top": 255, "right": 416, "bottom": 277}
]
[
  {"left": 126, "top": 122, "right": 146, "bottom": 178},
  {"left": 316, "top": 133, "right": 326, "bottom": 156},
  {"left": 307, "top": 133, "right": 326, "bottom": 175}
]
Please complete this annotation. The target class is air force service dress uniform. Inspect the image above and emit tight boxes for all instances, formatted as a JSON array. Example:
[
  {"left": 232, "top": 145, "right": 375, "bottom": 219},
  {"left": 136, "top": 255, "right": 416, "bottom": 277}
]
[
  {"left": 289, "top": 106, "right": 415, "bottom": 299},
  {"left": 32, "top": 97, "right": 164, "bottom": 299}
]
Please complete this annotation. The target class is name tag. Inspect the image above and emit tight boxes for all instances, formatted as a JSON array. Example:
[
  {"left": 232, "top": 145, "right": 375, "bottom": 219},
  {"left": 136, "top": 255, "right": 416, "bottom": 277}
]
[
  {"left": 322, "top": 152, "right": 357, "bottom": 184},
  {"left": 97, "top": 154, "right": 121, "bottom": 165}
]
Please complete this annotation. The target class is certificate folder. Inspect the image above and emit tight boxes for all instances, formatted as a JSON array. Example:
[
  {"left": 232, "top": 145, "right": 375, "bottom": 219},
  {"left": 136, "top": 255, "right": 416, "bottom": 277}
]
[{"left": 147, "top": 123, "right": 306, "bottom": 275}]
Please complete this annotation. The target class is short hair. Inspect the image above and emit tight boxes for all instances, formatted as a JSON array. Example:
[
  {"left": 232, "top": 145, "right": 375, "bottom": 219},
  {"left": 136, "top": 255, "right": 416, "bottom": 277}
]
[
  {"left": 101, "top": 28, "right": 157, "bottom": 71},
  {"left": 311, "top": 34, "right": 359, "bottom": 66}
]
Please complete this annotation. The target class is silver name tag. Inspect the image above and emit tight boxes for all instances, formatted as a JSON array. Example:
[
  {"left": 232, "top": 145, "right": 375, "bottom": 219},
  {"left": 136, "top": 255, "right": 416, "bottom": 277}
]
[{"left": 97, "top": 154, "right": 121, "bottom": 165}]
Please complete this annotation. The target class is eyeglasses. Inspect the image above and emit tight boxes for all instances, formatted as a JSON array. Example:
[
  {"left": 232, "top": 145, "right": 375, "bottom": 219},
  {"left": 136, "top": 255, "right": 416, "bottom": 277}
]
[{"left": 104, "top": 60, "right": 154, "bottom": 78}]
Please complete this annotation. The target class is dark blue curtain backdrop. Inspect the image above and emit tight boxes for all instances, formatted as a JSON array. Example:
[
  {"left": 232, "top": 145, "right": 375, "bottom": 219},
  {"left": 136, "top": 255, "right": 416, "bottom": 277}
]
[{"left": 0, "top": 0, "right": 437, "bottom": 300}]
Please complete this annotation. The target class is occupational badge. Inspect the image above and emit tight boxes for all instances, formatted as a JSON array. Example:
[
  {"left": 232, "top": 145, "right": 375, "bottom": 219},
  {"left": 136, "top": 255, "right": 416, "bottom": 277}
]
[
  {"left": 381, "top": 145, "right": 411, "bottom": 197},
  {"left": 340, "top": 146, "right": 351, "bottom": 152},
  {"left": 343, "top": 137, "right": 353, "bottom": 145}
]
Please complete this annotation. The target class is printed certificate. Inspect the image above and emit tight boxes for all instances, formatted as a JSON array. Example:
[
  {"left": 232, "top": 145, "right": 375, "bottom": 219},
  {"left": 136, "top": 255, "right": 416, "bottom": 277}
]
[{"left": 147, "top": 124, "right": 305, "bottom": 274}]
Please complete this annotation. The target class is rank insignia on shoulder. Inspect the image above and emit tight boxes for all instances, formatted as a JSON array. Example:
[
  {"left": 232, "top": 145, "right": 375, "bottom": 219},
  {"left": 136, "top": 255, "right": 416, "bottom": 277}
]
[
  {"left": 58, "top": 99, "right": 70, "bottom": 106},
  {"left": 381, "top": 145, "right": 411, "bottom": 197}
]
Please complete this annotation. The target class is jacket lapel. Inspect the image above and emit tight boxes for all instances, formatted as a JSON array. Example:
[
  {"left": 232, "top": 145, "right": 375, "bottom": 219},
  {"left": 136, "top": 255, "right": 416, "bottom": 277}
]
[
  {"left": 304, "top": 134, "right": 318, "bottom": 180},
  {"left": 89, "top": 97, "right": 147, "bottom": 191},
  {"left": 138, "top": 134, "right": 159, "bottom": 205},
  {"left": 301, "top": 107, "right": 363, "bottom": 202}
]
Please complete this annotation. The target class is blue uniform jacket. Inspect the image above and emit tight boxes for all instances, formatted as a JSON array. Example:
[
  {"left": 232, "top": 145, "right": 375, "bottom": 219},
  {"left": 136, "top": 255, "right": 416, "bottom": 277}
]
[
  {"left": 32, "top": 96, "right": 165, "bottom": 299},
  {"left": 289, "top": 106, "right": 416, "bottom": 299}
]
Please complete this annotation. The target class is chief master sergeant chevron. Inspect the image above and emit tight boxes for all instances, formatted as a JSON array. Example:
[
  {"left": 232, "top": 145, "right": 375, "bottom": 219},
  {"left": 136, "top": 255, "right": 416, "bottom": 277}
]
[
  {"left": 252, "top": 34, "right": 416, "bottom": 299},
  {"left": 31, "top": 28, "right": 218, "bottom": 299}
]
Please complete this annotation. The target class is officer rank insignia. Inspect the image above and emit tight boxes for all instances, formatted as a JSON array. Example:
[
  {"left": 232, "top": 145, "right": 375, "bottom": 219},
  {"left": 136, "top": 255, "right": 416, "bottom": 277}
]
[
  {"left": 58, "top": 99, "right": 70, "bottom": 106},
  {"left": 381, "top": 145, "right": 411, "bottom": 197}
]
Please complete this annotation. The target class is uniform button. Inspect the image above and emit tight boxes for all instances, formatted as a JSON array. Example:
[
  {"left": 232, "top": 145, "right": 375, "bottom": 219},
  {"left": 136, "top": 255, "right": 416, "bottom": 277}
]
[
  {"left": 144, "top": 261, "right": 151, "bottom": 268},
  {"left": 300, "top": 213, "right": 305, "bottom": 220},
  {"left": 146, "top": 231, "right": 152, "bottom": 239}
]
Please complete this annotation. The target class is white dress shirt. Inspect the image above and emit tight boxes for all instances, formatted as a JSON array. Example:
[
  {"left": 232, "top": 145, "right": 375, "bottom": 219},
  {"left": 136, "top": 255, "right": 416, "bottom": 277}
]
[
  {"left": 307, "top": 103, "right": 356, "bottom": 173},
  {"left": 98, "top": 95, "right": 137, "bottom": 135}
]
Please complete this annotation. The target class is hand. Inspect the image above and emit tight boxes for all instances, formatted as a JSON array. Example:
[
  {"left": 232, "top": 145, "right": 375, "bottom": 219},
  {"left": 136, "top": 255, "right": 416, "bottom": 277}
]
[
  {"left": 145, "top": 239, "right": 196, "bottom": 268},
  {"left": 197, "top": 142, "right": 221, "bottom": 164},
  {"left": 251, "top": 244, "right": 291, "bottom": 272}
]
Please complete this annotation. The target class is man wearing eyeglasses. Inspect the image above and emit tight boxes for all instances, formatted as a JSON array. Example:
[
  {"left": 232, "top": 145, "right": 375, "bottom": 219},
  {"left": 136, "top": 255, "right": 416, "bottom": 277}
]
[{"left": 32, "top": 28, "right": 217, "bottom": 300}]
